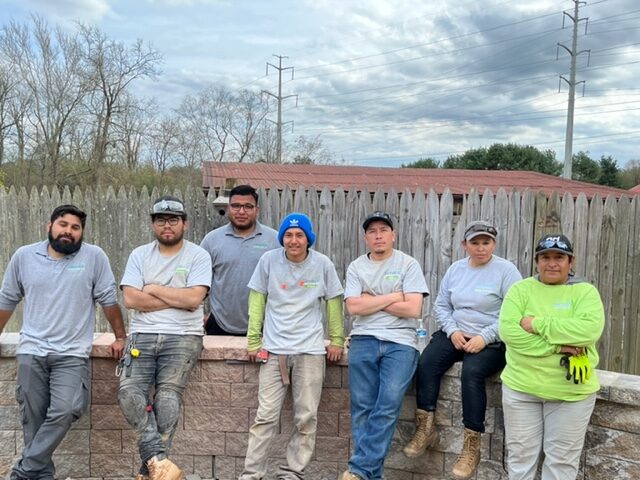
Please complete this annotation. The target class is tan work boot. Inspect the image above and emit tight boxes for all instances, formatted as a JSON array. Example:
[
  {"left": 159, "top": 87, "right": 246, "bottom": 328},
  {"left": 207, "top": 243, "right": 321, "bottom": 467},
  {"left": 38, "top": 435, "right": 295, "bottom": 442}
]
[
  {"left": 402, "top": 409, "right": 438, "bottom": 458},
  {"left": 134, "top": 475, "right": 149, "bottom": 480},
  {"left": 451, "top": 428, "right": 481, "bottom": 480},
  {"left": 147, "top": 456, "right": 183, "bottom": 480},
  {"left": 340, "top": 470, "right": 363, "bottom": 480}
]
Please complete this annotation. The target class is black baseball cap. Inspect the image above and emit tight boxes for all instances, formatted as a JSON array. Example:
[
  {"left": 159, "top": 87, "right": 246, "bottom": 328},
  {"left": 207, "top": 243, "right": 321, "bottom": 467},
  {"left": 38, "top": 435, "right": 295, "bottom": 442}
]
[
  {"left": 535, "top": 234, "right": 574, "bottom": 257},
  {"left": 363, "top": 211, "right": 394, "bottom": 231}
]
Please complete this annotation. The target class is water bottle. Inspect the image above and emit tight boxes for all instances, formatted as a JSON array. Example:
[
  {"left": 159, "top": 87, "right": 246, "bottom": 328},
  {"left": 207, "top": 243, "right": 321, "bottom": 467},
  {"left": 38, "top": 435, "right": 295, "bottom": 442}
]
[{"left": 416, "top": 318, "right": 428, "bottom": 353}]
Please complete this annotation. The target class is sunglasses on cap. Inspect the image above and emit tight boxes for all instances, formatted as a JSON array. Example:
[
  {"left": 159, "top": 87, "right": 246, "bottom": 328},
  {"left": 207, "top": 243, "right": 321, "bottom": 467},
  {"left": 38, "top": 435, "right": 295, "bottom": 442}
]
[
  {"left": 151, "top": 200, "right": 185, "bottom": 215},
  {"left": 464, "top": 223, "right": 497, "bottom": 237},
  {"left": 536, "top": 239, "right": 572, "bottom": 252}
]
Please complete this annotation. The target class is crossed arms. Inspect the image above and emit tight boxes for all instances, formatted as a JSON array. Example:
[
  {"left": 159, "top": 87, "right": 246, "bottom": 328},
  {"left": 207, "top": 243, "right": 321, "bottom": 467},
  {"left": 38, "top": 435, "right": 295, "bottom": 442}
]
[
  {"left": 122, "top": 284, "right": 208, "bottom": 312},
  {"left": 346, "top": 291, "right": 423, "bottom": 318}
]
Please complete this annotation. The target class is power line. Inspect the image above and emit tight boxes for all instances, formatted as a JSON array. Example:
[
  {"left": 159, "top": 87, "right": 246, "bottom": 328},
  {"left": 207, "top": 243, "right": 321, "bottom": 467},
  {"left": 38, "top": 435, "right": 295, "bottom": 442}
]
[{"left": 295, "top": 9, "right": 562, "bottom": 73}]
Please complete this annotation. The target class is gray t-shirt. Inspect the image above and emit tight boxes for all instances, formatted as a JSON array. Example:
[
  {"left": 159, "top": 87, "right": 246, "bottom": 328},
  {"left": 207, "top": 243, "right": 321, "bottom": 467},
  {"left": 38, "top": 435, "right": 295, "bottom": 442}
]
[
  {"left": 345, "top": 249, "right": 429, "bottom": 348},
  {"left": 0, "top": 240, "right": 119, "bottom": 357},
  {"left": 248, "top": 248, "right": 344, "bottom": 355},
  {"left": 435, "top": 255, "right": 522, "bottom": 344},
  {"left": 121, "top": 240, "right": 212, "bottom": 336},
  {"left": 200, "top": 222, "right": 278, "bottom": 334}
]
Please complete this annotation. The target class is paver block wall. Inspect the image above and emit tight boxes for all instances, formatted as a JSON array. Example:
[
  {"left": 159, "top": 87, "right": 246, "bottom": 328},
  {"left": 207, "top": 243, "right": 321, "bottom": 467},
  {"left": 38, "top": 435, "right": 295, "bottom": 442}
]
[{"left": 1, "top": 334, "right": 639, "bottom": 480}]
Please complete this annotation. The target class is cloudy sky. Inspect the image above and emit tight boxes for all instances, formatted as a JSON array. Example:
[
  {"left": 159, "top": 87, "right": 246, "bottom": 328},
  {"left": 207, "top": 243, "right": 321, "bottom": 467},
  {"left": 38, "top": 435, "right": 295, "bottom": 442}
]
[{"left": 2, "top": 0, "right": 639, "bottom": 167}]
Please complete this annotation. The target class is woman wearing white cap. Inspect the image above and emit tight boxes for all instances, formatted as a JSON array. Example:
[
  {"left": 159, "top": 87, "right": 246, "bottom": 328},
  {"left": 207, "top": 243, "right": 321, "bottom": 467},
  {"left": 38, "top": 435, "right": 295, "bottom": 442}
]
[
  {"left": 403, "top": 220, "right": 522, "bottom": 480},
  {"left": 499, "top": 233, "right": 605, "bottom": 480}
]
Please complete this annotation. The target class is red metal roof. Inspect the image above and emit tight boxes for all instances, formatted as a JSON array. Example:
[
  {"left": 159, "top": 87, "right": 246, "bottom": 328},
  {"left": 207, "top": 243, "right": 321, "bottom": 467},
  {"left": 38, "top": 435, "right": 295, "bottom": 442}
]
[
  {"left": 630, "top": 184, "right": 640, "bottom": 195},
  {"left": 202, "top": 162, "right": 633, "bottom": 199}
]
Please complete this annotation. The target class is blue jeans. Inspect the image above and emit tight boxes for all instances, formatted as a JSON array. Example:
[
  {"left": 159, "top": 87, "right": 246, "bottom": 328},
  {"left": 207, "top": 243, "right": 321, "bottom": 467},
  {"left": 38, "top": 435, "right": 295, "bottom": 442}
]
[
  {"left": 12, "top": 354, "right": 90, "bottom": 480},
  {"left": 416, "top": 330, "right": 505, "bottom": 432},
  {"left": 118, "top": 333, "right": 202, "bottom": 474},
  {"left": 347, "top": 335, "right": 418, "bottom": 480}
]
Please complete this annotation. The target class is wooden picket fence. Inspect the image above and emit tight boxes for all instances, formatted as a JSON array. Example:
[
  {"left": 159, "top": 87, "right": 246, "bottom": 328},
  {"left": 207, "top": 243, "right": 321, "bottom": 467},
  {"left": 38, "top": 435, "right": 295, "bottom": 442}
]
[{"left": 0, "top": 185, "right": 638, "bottom": 375}]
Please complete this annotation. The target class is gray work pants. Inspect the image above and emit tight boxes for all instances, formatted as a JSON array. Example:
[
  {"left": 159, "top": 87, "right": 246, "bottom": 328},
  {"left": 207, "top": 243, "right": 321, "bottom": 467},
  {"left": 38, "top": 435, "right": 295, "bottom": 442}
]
[{"left": 11, "top": 354, "right": 90, "bottom": 480}]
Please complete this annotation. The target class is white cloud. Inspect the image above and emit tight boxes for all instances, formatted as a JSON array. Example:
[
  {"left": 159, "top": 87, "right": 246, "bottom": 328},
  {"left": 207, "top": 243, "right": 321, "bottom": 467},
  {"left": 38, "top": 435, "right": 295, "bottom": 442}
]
[{"left": 21, "top": 0, "right": 113, "bottom": 22}]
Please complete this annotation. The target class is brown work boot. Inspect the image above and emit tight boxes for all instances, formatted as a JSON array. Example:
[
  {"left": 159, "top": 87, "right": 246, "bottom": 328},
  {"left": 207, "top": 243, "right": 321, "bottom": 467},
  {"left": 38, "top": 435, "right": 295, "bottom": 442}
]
[
  {"left": 402, "top": 409, "right": 438, "bottom": 458},
  {"left": 451, "top": 428, "right": 481, "bottom": 480},
  {"left": 147, "top": 456, "right": 183, "bottom": 480},
  {"left": 340, "top": 470, "right": 363, "bottom": 480}
]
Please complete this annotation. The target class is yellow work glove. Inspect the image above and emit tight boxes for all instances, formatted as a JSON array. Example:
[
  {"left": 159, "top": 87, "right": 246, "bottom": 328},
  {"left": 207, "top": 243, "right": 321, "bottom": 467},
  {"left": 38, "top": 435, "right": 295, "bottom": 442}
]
[{"left": 560, "top": 353, "right": 591, "bottom": 384}]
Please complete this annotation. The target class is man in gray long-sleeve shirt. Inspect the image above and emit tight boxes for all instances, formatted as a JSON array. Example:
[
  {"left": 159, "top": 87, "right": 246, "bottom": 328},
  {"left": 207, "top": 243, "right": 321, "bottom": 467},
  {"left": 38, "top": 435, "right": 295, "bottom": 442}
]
[{"left": 0, "top": 204, "right": 126, "bottom": 480}]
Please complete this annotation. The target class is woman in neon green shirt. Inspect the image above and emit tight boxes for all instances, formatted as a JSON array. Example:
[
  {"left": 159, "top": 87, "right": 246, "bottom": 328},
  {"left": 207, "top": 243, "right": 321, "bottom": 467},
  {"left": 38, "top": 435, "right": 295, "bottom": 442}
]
[{"left": 499, "top": 234, "right": 605, "bottom": 480}]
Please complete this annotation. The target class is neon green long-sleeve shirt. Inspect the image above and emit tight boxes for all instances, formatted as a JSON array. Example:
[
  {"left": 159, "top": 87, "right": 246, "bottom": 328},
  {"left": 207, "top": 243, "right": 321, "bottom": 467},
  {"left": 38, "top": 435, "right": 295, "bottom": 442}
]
[{"left": 499, "top": 276, "right": 605, "bottom": 401}]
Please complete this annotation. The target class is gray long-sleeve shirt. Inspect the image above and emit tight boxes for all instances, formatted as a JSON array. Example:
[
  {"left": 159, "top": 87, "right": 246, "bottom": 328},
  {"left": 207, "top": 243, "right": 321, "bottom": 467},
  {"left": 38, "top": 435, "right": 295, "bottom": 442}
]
[
  {"left": 0, "top": 240, "right": 119, "bottom": 357},
  {"left": 435, "top": 255, "right": 522, "bottom": 345}
]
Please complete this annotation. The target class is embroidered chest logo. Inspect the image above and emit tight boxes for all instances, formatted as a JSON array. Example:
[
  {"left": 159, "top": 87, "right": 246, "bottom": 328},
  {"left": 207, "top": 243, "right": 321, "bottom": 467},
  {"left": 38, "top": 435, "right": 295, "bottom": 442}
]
[
  {"left": 67, "top": 263, "right": 86, "bottom": 272},
  {"left": 384, "top": 270, "right": 402, "bottom": 281}
]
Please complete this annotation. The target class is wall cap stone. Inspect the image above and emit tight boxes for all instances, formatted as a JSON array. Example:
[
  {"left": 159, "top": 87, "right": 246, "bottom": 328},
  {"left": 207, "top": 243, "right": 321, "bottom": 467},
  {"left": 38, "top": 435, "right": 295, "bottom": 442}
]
[{"left": 2, "top": 333, "right": 638, "bottom": 405}]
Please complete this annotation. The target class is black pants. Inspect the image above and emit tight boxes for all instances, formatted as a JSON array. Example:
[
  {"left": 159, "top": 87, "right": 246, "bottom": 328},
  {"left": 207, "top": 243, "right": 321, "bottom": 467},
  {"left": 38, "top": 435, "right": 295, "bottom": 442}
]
[
  {"left": 416, "top": 330, "right": 505, "bottom": 432},
  {"left": 204, "top": 313, "right": 246, "bottom": 336}
]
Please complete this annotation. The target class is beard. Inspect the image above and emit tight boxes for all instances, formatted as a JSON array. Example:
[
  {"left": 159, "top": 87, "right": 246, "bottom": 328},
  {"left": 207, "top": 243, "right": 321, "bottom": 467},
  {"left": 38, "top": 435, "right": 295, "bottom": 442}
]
[
  {"left": 155, "top": 230, "right": 184, "bottom": 246},
  {"left": 48, "top": 230, "right": 83, "bottom": 255},
  {"left": 230, "top": 218, "right": 256, "bottom": 232}
]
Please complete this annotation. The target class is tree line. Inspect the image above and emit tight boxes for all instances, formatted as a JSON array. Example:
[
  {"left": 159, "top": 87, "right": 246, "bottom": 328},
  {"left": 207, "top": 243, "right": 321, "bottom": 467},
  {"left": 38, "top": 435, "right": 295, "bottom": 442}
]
[
  {"left": 0, "top": 15, "right": 330, "bottom": 191},
  {"left": 1, "top": 17, "right": 638, "bottom": 193},
  {"left": 402, "top": 143, "right": 640, "bottom": 190}
]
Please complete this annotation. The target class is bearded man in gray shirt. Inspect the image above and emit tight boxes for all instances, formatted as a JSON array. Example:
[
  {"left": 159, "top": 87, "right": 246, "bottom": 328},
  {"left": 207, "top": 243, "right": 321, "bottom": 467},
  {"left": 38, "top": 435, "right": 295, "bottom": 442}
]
[{"left": 0, "top": 204, "right": 126, "bottom": 480}]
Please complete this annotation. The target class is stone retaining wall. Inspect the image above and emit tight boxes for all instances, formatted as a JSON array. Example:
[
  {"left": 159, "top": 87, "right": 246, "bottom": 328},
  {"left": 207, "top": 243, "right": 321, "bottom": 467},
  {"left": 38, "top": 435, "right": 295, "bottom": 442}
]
[{"left": 0, "top": 333, "right": 639, "bottom": 480}]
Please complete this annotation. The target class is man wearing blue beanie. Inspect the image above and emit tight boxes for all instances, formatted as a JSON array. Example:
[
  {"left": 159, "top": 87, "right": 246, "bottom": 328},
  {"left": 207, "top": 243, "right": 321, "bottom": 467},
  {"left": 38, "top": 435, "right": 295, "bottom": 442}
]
[
  {"left": 240, "top": 212, "right": 344, "bottom": 480},
  {"left": 277, "top": 212, "right": 317, "bottom": 248}
]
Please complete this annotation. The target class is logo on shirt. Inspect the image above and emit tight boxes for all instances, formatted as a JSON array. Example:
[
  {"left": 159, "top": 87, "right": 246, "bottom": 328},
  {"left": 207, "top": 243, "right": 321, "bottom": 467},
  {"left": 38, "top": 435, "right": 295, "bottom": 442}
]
[
  {"left": 553, "top": 301, "right": 572, "bottom": 310},
  {"left": 384, "top": 270, "right": 402, "bottom": 281},
  {"left": 67, "top": 264, "right": 86, "bottom": 272},
  {"left": 253, "top": 243, "right": 271, "bottom": 250},
  {"left": 175, "top": 267, "right": 189, "bottom": 275},
  {"left": 474, "top": 284, "right": 496, "bottom": 294},
  {"left": 300, "top": 281, "right": 319, "bottom": 288}
]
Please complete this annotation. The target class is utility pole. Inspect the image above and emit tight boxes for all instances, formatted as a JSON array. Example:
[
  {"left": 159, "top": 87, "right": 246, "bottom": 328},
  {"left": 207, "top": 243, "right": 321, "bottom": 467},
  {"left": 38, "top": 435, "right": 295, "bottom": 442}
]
[
  {"left": 557, "top": 0, "right": 590, "bottom": 179},
  {"left": 262, "top": 55, "right": 298, "bottom": 163}
]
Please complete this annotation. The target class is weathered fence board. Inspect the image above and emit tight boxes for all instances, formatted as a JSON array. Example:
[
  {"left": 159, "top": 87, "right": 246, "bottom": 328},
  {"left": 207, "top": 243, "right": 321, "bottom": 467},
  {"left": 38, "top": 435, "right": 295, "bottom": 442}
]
[{"left": 0, "top": 186, "right": 638, "bottom": 374}]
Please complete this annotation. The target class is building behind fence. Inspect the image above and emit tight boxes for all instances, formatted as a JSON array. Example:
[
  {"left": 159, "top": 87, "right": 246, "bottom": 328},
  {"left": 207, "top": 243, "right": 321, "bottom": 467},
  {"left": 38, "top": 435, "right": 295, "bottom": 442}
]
[{"left": 0, "top": 185, "right": 639, "bottom": 375}]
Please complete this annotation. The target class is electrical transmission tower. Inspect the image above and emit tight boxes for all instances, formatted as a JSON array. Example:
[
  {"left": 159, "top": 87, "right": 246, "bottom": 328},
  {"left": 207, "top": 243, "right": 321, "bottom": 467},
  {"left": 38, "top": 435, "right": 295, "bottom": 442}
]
[
  {"left": 557, "top": 0, "right": 590, "bottom": 179},
  {"left": 262, "top": 55, "right": 298, "bottom": 163}
]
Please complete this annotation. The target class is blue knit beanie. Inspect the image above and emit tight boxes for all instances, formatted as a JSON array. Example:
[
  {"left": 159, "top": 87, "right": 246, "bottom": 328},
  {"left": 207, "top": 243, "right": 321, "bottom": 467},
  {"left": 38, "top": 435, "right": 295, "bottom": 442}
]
[{"left": 278, "top": 213, "right": 316, "bottom": 247}]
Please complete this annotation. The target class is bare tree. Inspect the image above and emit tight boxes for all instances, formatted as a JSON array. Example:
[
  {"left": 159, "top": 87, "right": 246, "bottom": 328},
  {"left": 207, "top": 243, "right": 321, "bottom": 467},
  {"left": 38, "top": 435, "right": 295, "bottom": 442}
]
[
  {"left": 78, "top": 24, "right": 161, "bottom": 181},
  {"left": 112, "top": 94, "right": 156, "bottom": 170},
  {"left": 227, "top": 89, "right": 269, "bottom": 162},
  {"left": 288, "top": 135, "right": 333, "bottom": 165},
  {"left": 250, "top": 123, "right": 279, "bottom": 163},
  {"left": 147, "top": 116, "right": 180, "bottom": 174},
  {"left": 0, "top": 16, "right": 89, "bottom": 185},
  {"left": 0, "top": 65, "right": 15, "bottom": 166},
  {"left": 176, "top": 85, "right": 234, "bottom": 164},
  {"left": 174, "top": 85, "right": 272, "bottom": 165}
]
